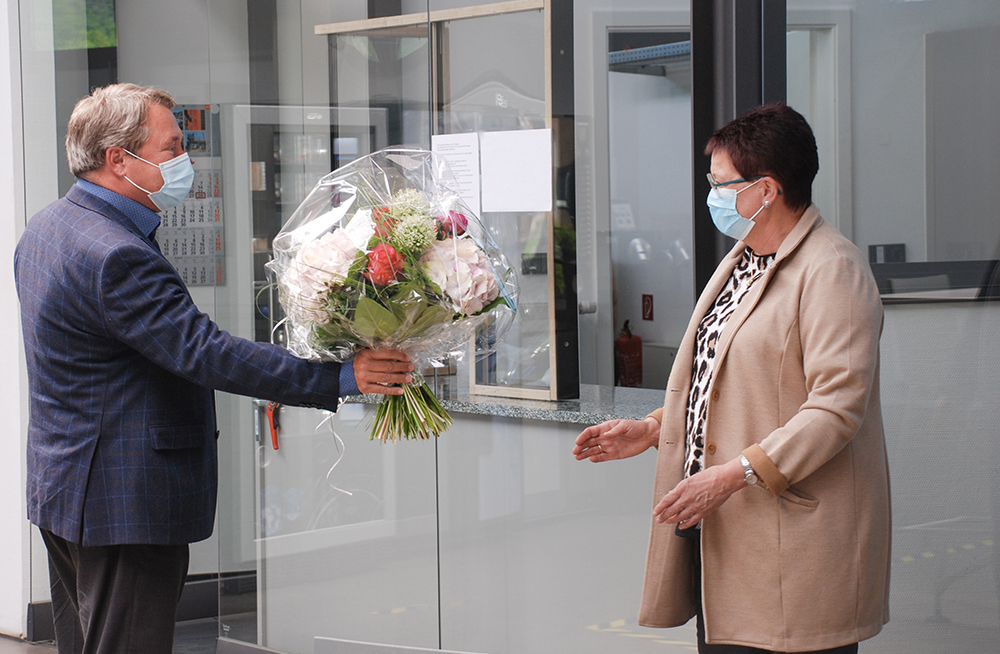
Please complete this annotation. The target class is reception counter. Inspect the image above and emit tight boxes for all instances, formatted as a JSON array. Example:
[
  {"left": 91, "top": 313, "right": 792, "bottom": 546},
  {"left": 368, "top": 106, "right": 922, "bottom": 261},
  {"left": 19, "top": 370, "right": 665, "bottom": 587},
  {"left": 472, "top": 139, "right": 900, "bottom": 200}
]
[
  {"left": 220, "top": 382, "right": 690, "bottom": 654},
  {"left": 351, "top": 377, "right": 666, "bottom": 427}
]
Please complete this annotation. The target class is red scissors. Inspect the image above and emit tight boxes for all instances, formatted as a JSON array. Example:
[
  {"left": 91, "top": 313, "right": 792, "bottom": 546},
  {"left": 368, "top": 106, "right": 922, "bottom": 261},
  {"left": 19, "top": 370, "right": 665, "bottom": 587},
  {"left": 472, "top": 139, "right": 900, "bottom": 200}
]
[{"left": 266, "top": 402, "right": 281, "bottom": 450}]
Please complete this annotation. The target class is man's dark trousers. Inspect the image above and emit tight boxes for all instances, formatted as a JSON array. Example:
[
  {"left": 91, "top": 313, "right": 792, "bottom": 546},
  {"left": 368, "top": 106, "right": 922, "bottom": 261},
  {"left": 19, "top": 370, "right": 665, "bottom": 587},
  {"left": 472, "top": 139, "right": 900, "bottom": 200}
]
[{"left": 41, "top": 529, "right": 189, "bottom": 654}]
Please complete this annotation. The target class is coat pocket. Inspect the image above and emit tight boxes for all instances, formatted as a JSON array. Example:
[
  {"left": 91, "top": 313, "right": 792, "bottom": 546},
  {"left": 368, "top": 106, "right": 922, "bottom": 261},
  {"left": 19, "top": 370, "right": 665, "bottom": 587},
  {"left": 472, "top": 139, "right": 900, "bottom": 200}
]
[
  {"left": 149, "top": 424, "right": 208, "bottom": 451},
  {"left": 779, "top": 485, "right": 820, "bottom": 508}
]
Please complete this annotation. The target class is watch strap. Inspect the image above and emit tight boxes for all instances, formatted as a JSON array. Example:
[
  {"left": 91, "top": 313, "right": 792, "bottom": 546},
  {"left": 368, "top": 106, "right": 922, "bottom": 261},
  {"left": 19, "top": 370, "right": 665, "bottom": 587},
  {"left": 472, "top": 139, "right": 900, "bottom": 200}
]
[{"left": 739, "top": 453, "right": 758, "bottom": 486}]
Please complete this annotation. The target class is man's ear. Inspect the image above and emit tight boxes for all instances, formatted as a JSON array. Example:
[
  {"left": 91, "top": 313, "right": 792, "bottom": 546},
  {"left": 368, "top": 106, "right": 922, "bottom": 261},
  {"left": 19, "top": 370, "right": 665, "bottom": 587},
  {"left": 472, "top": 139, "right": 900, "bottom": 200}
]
[{"left": 105, "top": 146, "right": 128, "bottom": 176}]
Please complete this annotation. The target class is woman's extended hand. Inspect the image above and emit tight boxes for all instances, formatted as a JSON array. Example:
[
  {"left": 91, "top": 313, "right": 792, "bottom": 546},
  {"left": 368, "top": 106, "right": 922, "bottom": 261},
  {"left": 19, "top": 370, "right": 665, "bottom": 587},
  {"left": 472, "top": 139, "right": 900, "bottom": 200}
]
[
  {"left": 653, "top": 457, "right": 745, "bottom": 526},
  {"left": 352, "top": 348, "right": 414, "bottom": 395},
  {"left": 573, "top": 417, "right": 660, "bottom": 462}
]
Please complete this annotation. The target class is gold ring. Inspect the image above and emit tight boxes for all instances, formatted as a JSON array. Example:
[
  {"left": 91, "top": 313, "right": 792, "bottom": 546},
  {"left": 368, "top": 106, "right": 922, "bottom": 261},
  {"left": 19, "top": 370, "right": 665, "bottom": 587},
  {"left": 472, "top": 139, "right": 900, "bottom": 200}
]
[{"left": 598, "top": 444, "right": 605, "bottom": 454}]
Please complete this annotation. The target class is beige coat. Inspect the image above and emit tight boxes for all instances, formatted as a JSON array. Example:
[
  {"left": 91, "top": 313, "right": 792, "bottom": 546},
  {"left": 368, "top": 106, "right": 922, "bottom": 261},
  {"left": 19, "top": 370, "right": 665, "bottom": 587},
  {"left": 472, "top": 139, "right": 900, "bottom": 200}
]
[{"left": 639, "top": 206, "right": 891, "bottom": 651}]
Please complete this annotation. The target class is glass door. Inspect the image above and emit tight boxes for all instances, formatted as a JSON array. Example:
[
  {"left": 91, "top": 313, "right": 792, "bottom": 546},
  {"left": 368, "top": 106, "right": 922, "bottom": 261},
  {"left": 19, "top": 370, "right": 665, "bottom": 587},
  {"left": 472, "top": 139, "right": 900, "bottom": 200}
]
[{"left": 606, "top": 29, "right": 693, "bottom": 391}]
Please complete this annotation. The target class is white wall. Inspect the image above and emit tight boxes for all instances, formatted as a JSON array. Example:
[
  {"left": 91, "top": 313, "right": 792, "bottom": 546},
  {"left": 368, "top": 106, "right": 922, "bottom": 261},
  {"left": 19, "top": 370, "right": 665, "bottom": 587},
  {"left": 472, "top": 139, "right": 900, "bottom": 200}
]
[{"left": 1, "top": 0, "right": 29, "bottom": 638}]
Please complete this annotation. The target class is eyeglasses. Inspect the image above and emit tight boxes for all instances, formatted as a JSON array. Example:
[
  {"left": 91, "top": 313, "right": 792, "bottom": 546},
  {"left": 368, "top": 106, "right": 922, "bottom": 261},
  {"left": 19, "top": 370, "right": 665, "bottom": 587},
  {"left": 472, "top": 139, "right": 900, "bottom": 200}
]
[{"left": 706, "top": 173, "right": 764, "bottom": 190}]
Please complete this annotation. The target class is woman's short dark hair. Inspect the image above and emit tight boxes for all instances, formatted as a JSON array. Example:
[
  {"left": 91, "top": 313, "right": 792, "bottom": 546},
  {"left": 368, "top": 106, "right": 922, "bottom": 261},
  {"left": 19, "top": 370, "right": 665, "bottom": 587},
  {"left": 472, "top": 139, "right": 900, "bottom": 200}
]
[{"left": 705, "top": 103, "right": 818, "bottom": 211}]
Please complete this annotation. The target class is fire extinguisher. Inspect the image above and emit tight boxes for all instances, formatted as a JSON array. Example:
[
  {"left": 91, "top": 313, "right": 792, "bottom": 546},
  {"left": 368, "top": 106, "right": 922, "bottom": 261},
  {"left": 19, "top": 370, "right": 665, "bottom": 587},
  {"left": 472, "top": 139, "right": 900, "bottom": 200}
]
[{"left": 614, "top": 320, "right": 643, "bottom": 387}]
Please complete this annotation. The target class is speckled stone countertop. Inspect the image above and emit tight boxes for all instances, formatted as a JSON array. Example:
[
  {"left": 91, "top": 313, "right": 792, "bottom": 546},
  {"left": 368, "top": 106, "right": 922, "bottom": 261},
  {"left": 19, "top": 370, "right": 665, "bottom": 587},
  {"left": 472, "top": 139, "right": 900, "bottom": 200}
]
[{"left": 346, "top": 376, "right": 665, "bottom": 426}]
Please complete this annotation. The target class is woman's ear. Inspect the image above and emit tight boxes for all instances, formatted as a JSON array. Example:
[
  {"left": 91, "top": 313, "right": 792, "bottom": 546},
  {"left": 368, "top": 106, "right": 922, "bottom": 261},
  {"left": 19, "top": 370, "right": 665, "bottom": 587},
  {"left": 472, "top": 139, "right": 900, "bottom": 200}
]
[{"left": 763, "top": 176, "right": 783, "bottom": 204}]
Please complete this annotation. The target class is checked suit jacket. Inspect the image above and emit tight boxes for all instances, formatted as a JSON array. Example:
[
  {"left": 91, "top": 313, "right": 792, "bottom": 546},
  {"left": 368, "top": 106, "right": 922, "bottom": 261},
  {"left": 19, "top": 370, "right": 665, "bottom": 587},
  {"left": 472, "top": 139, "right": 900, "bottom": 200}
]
[{"left": 15, "top": 183, "right": 343, "bottom": 547}]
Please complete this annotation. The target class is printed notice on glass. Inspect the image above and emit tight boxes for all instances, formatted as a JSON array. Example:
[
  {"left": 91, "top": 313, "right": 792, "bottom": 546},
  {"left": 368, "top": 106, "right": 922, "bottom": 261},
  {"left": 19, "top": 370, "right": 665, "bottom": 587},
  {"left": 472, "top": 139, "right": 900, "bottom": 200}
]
[
  {"left": 480, "top": 128, "right": 552, "bottom": 213},
  {"left": 432, "top": 132, "right": 481, "bottom": 216}
]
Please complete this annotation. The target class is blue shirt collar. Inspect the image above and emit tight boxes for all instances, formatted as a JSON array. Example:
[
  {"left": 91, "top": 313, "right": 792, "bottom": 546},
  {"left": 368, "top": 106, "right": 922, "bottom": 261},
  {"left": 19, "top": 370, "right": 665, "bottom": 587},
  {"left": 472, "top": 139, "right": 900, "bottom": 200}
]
[{"left": 76, "top": 178, "right": 162, "bottom": 240}]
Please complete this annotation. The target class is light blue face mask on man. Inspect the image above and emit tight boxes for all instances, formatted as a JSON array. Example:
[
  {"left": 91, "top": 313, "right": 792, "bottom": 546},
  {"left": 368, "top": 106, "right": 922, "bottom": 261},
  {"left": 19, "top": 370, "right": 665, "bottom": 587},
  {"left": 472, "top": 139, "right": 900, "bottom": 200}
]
[
  {"left": 706, "top": 177, "right": 765, "bottom": 241},
  {"left": 124, "top": 150, "right": 195, "bottom": 211}
]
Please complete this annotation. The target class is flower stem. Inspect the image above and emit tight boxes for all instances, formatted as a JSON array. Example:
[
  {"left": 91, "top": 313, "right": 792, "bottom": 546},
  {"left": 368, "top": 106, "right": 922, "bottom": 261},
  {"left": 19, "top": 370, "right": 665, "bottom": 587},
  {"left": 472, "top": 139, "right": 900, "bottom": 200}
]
[{"left": 370, "top": 382, "right": 452, "bottom": 442}]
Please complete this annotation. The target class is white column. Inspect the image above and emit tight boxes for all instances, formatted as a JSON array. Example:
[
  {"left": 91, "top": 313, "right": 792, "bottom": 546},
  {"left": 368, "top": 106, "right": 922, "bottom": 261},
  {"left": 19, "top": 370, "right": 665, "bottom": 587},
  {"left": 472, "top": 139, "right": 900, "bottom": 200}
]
[{"left": 0, "top": 0, "right": 31, "bottom": 639}]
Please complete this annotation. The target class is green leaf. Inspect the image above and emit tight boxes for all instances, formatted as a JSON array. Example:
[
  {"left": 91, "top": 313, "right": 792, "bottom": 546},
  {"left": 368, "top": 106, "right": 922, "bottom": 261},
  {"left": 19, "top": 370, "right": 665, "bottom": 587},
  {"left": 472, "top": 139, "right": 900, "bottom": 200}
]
[
  {"left": 413, "top": 303, "right": 454, "bottom": 336},
  {"left": 472, "top": 294, "right": 509, "bottom": 316},
  {"left": 354, "top": 296, "right": 402, "bottom": 340}
]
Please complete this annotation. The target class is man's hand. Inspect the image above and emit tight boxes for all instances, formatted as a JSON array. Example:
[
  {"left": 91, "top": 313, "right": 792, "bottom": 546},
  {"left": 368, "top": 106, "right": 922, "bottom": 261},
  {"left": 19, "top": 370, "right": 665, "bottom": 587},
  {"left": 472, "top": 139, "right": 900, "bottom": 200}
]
[
  {"left": 353, "top": 349, "right": 414, "bottom": 396},
  {"left": 652, "top": 457, "right": 745, "bottom": 526},
  {"left": 573, "top": 417, "right": 660, "bottom": 462}
]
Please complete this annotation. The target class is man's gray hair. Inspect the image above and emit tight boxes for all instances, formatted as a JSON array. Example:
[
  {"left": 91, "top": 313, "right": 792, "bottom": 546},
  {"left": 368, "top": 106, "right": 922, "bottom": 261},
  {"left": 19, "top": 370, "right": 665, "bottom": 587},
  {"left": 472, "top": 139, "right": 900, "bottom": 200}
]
[{"left": 66, "top": 83, "right": 176, "bottom": 177}]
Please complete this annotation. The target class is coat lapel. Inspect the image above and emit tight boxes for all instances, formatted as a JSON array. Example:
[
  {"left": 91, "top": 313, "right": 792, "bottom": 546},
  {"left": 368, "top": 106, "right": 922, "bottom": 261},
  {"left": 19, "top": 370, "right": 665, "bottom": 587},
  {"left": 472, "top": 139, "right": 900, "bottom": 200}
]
[{"left": 710, "top": 205, "right": 823, "bottom": 377}]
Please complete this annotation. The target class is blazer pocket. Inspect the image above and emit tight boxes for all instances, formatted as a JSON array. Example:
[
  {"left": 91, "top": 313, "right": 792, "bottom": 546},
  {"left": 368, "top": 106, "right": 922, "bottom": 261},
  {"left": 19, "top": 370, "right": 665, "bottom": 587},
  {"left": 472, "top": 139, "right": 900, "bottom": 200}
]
[
  {"left": 150, "top": 424, "right": 207, "bottom": 451},
  {"left": 779, "top": 486, "right": 820, "bottom": 508}
]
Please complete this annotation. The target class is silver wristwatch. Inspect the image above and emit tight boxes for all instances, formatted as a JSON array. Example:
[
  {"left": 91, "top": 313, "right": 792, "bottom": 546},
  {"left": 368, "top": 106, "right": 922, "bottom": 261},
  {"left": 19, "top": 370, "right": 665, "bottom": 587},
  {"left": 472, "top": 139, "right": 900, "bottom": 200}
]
[{"left": 739, "top": 454, "right": 758, "bottom": 486}]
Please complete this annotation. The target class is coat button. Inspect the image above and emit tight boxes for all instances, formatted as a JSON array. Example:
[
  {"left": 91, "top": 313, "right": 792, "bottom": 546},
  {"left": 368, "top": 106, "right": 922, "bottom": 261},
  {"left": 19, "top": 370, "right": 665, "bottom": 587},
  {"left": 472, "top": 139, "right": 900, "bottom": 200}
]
[{"left": 707, "top": 442, "right": 717, "bottom": 455}]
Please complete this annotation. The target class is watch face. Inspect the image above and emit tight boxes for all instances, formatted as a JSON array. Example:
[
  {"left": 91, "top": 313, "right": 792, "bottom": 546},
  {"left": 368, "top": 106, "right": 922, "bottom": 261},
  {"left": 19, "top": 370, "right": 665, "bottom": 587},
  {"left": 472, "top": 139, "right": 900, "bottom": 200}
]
[{"left": 746, "top": 472, "right": 758, "bottom": 486}]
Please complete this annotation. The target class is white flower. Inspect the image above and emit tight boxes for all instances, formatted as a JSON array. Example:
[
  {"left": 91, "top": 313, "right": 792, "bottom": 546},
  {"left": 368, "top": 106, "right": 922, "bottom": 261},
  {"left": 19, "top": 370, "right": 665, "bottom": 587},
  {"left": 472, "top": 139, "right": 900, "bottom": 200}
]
[
  {"left": 285, "top": 228, "right": 359, "bottom": 324},
  {"left": 420, "top": 237, "right": 500, "bottom": 315},
  {"left": 390, "top": 214, "right": 437, "bottom": 257},
  {"left": 390, "top": 188, "right": 431, "bottom": 216}
]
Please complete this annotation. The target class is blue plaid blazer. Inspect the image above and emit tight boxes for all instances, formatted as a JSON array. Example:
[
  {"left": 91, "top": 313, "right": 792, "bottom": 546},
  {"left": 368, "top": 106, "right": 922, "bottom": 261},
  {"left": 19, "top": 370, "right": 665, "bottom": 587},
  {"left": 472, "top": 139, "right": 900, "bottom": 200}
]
[{"left": 15, "top": 184, "right": 342, "bottom": 546}]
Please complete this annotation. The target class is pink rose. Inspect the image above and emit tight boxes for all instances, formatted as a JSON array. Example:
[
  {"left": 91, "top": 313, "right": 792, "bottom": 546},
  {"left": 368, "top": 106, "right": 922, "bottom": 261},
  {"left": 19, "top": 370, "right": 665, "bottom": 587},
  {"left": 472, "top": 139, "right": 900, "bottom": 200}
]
[{"left": 437, "top": 210, "right": 468, "bottom": 237}]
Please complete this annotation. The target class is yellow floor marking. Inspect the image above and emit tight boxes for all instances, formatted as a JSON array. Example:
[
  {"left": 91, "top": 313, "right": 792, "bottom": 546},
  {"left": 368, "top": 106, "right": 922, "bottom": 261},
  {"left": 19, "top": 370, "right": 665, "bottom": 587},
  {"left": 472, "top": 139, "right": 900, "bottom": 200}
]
[
  {"left": 921, "top": 552, "right": 935, "bottom": 558},
  {"left": 962, "top": 544, "right": 976, "bottom": 550},
  {"left": 586, "top": 625, "right": 600, "bottom": 631},
  {"left": 901, "top": 556, "right": 915, "bottom": 562},
  {"left": 610, "top": 619, "right": 627, "bottom": 627},
  {"left": 391, "top": 607, "right": 407, "bottom": 614},
  {"left": 983, "top": 540, "right": 994, "bottom": 546},
  {"left": 623, "top": 633, "right": 674, "bottom": 639}
]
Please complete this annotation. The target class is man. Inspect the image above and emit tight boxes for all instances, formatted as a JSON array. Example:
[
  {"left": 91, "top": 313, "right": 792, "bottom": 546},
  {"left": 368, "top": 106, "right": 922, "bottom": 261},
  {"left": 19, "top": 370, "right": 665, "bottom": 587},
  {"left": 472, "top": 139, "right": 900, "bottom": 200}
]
[{"left": 14, "top": 83, "right": 413, "bottom": 654}]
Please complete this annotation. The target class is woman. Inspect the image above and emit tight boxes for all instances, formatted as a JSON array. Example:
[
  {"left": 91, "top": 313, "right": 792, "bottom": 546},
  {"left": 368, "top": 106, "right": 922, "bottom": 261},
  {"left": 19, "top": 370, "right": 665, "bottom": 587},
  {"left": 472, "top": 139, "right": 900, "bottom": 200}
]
[{"left": 574, "top": 104, "right": 890, "bottom": 653}]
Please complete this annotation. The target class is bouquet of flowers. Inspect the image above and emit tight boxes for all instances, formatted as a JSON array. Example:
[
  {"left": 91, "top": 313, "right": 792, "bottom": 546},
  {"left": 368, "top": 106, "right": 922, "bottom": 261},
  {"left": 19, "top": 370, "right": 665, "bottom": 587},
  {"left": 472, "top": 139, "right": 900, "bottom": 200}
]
[{"left": 267, "top": 148, "right": 518, "bottom": 442}]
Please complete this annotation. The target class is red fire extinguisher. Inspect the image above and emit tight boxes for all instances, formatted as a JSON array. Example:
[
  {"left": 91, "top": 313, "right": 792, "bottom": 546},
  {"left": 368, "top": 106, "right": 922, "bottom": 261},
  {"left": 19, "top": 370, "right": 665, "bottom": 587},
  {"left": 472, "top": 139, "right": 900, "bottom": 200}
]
[{"left": 614, "top": 320, "right": 643, "bottom": 387}]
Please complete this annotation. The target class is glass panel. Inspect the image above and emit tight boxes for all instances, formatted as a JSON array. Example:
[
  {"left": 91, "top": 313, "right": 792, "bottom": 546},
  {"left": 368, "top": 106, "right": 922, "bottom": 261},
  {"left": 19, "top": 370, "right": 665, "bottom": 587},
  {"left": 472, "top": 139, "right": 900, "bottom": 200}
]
[
  {"left": 573, "top": 1, "right": 691, "bottom": 388},
  {"left": 19, "top": 0, "right": 226, "bottom": 632},
  {"left": 217, "top": 3, "right": 441, "bottom": 652},
  {"left": 607, "top": 30, "right": 692, "bottom": 390},
  {"left": 787, "top": 2, "right": 1000, "bottom": 652},
  {"left": 253, "top": 407, "right": 439, "bottom": 652},
  {"left": 437, "top": 414, "right": 665, "bottom": 654},
  {"left": 434, "top": 7, "right": 550, "bottom": 391}
]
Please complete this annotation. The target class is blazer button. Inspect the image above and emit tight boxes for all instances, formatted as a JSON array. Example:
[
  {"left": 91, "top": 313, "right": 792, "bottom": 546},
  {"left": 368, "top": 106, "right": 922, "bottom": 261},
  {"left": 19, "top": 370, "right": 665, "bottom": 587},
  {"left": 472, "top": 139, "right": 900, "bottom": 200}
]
[{"left": 707, "top": 442, "right": 717, "bottom": 455}]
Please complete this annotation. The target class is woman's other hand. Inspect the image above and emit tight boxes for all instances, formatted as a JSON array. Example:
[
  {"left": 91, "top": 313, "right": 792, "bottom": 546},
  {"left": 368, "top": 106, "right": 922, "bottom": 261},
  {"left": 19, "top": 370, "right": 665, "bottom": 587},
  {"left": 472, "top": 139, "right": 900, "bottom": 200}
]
[
  {"left": 353, "top": 348, "right": 414, "bottom": 395},
  {"left": 652, "top": 457, "right": 745, "bottom": 525},
  {"left": 573, "top": 417, "right": 660, "bottom": 462}
]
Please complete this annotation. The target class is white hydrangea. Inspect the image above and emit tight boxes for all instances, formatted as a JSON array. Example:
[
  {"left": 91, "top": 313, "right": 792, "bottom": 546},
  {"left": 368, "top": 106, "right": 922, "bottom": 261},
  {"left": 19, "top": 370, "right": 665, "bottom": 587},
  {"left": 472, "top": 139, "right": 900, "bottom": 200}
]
[
  {"left": 284, "top": 228, "right": 358, "bottom": 324},
  {"left": 420, "top": 237, "right": 500, "bottom": 316}
]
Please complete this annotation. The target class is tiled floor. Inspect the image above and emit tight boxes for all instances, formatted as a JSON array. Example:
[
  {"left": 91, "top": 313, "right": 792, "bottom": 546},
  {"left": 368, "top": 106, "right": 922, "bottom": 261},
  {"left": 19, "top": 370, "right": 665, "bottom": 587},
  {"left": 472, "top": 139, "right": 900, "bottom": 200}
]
[
  {"left": 0, "top": 635, "right": 51, "bottom": 653},
  {"left": 0, "top": 618, "right": 219, "bottom": 654}
]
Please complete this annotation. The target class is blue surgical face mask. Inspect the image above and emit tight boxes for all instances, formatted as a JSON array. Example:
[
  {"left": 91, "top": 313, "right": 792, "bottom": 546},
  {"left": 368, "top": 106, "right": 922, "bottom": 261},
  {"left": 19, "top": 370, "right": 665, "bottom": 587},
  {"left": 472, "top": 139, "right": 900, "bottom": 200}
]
[
  {"left": 124, "top": 149, "right": 195, "bottom": 211},
  {"left": 707, "top": 177, "right": 765, "bottom": 241}
]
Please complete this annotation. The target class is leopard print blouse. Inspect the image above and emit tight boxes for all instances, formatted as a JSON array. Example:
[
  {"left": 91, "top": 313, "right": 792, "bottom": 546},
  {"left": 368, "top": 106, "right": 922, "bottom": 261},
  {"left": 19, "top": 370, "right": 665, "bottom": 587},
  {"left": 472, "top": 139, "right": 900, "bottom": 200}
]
[{"left": 683, "top": 247, "right": 775, "bottom": 479}]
